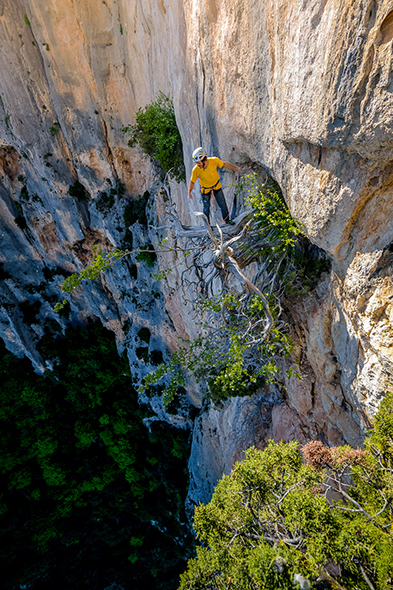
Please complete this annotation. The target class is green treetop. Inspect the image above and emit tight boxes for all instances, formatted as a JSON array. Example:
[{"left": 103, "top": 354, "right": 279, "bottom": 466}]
[{"left": 179, "top": 394, "right": 393, "bottom": 590}]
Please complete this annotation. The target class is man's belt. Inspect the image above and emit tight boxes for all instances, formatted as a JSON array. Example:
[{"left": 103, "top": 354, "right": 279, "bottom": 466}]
[{"left": 201, "top": 180, "right": 220, "bottom": 194}]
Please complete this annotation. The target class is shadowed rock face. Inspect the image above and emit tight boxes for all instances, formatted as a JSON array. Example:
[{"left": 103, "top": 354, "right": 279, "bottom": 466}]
[{"left": 1, "top": 0, "right": 393, "bottom": 502}]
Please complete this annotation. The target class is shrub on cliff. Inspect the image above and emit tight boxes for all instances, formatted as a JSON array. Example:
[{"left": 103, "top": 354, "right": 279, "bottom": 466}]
[
  {"left": 122, "top": 92, "right": 186, "bottom": 183},
  {"left": 179, "top": 395, "right": 393, "bottom": 590}
]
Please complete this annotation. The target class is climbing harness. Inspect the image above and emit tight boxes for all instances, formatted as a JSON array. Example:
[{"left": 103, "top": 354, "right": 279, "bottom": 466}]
[{"left": 201, "top": 179, "right": 220, "bottom": 194}]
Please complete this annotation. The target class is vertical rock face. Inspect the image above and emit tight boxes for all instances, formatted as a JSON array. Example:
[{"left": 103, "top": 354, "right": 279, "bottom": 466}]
[{"left": 1, "top": 0, "right": 393, "bottom": 502}]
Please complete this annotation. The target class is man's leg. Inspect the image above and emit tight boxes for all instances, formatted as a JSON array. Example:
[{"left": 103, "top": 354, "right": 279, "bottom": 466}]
[
  {"left": 202, "top": 192, "right": 211, "bottom": 222},
  {"left": 213, "top": 188, "right": 230, "bottom": 222}
]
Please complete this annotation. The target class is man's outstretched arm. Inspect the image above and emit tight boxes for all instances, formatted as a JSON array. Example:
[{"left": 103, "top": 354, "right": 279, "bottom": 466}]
[
  {"left": 222, "top": 161, "right": 243, "bottom": 172},
  {"left": 188, "top": 180, "right": 195, "bottom": 200}
]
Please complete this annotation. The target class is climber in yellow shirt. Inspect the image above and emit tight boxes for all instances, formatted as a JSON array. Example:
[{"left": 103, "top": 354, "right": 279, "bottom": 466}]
[{"left": 188, "top": 147, "right": 242, "bottom": 225}]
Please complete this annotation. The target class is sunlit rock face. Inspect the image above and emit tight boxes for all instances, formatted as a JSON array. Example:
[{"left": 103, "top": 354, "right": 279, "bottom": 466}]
[
  {"left": 182, "top": 0, "right": 393, "bottom": 497},
  {"left": 1, "top": 0, "right": 393, "bottom": 503}
]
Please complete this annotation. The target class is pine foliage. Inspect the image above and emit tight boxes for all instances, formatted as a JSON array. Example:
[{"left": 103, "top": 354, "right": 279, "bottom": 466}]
[{"left": 179, "top": 397, "right": 393, "bottom": 589}]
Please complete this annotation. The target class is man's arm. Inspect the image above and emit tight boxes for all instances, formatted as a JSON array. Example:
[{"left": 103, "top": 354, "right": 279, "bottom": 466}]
[
  {"left": 222, "top": 161, "right": 243, "bottom": 172},
  {"left": 188, "top": 180, "right": 195, "bottom": 200}
]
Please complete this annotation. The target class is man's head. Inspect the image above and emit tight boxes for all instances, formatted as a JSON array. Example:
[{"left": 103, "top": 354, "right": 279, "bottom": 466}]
[
  {"left": 192, "top": 147, "right": 207, "bottom": 165},
  {"left": 196, "top": 157, "right": 207, "bottom": 169}
]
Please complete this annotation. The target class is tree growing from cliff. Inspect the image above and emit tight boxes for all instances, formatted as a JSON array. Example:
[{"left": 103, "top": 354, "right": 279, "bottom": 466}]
[
  {"left": 54, "top": 176, "right": 328, "bottom": 406},
  {"left": 178, "top": 394, "right": 393, "bottom": 590},
  {"left": 121, "top": 92, "right": 186, "bottom": 183},
  {"left": 139, "top": 176, "right": 323, "bottom": 406}
]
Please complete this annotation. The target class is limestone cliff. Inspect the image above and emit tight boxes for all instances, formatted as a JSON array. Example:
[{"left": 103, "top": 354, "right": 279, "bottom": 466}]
[{"left": 1, "top": 0, "right": 393, "bottom": 504}]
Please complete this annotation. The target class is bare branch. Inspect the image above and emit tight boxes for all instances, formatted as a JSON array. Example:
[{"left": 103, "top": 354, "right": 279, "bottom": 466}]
[{"left": 358, "top": 562, "right": 376, "bottom": 590}]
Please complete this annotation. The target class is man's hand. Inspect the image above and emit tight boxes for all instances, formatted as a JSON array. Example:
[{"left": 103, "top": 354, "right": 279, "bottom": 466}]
[{"left": 188, "top": 191, "right": 193, "bottom": 200}]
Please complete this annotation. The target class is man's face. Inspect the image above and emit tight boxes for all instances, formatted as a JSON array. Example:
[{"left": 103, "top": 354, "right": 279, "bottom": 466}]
[{"left": 197, "top": 159, "right": 206, "bottom": 169}]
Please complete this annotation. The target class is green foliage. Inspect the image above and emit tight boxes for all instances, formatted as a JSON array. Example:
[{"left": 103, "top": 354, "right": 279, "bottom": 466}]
[
  {"left": 54, "top": 247, "right": 128, "bottom": 311},
  {"left": 55, "top": 176, "right": 322, "bottom": 409},
  {"left": 242, "top": 175, "right": 330, "bottom": 296},
  {"left": 368, "top": 391, "right": 393, "bottom": 456},
  {"left": 0, "top": 322, "right": 193, "bottom": 590},
  {"left": 24, "top": 14, "right": 31, "bottom": 26},
  {"left": 54, "top": 243, "right": 157, "bottom": 313},
  {"left": 137, "top": 243, "right": 157, "bottom": 267},
  {"left": 122, "top": 93, "right": 185, "bottom": 183},
  {"left": 179, "top": 427, "right": 393, "bottom": 590},
  {"left": 245, "top": 176, "right": 304, "bottom": 255},
  {"left": 55, "top": 299, "right": 71, "bottom": 318},
  {"left": 49, "top": 122, "right": 60, "bottom": 136}
]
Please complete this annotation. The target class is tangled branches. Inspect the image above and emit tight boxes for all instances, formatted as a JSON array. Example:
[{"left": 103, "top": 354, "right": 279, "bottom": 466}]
[{"left": 143, "top": 176, "right": 305, "bottom": 405}]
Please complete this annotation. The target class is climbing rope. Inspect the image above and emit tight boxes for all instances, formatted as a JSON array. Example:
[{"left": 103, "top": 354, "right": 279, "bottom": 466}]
[{"left": 227, "top": 171, "right": 239, "bottom": 219}]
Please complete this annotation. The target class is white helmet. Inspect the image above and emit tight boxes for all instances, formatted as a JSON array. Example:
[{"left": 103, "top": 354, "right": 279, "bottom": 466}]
[{"left": 192, "top": 147, "right": 207, "bottom": 162}]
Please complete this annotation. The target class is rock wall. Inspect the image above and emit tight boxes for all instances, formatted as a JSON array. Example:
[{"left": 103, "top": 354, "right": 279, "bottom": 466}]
[{"left": 1, "top": 0, "right": 393, "bottom": 503}]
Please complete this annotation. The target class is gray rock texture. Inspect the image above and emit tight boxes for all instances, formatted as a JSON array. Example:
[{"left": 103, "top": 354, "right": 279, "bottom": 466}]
[{"left": 1, "top": 0, "right": 393, "bottom": 503}]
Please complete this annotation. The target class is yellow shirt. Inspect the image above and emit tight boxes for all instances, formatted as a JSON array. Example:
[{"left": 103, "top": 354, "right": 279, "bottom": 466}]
[{"left": 191, "top": 157, "right": 223, "bottom": 193}]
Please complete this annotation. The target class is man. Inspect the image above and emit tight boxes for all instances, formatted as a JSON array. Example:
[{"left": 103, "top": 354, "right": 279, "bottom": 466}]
[{"left": 188, "top": 147, "right": 243, "bottom": 225}]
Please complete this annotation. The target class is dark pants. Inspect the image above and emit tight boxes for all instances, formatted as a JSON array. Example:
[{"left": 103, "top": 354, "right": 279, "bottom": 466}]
[{"left": 201, "top": 188, "right": 229, "bottom": 223}]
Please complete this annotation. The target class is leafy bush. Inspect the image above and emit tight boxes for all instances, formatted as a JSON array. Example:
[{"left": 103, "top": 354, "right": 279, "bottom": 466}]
[
  {"left": 137, "top": 244, "right": 157, "bottom": 268},
  {"left": 122, "top": 93, "right": 186, "bottom": 183},
  {"left": 179, "top": 396, "right": 393, "bottom": 590},
  {"left": 49, "top": 122, "right": 61, "bottom": 136},
  {"left": 241, "top": 175, "right": 330, "bottom": 296}
]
